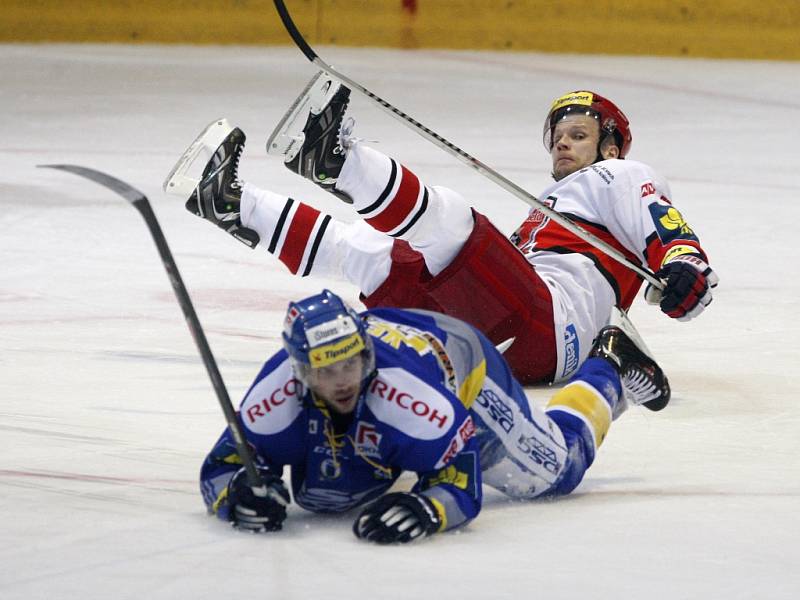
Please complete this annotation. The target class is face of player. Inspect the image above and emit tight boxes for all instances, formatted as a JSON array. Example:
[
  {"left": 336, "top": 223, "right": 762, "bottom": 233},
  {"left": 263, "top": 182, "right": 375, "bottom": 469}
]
[
  {"left": 308, "top": 354, "right": 364, "bottom": 415},
  {"left": 550, "top": 114, "right": 619, "bottom": 181}
]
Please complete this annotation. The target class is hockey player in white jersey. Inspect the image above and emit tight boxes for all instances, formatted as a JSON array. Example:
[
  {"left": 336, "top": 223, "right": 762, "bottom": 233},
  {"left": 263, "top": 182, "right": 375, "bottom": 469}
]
[{"left": 173, "top": 75, "right": 718, "bottom": 400}]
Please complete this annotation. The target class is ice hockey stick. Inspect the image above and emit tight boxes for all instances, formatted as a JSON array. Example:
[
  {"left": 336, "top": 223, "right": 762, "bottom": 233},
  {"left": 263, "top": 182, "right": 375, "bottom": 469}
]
[
  {"left": 38, "top": 164, "right": 276, "bottom": 499},
  {"left": 272, "top": 0, "right": 663, "bottom": 289}
]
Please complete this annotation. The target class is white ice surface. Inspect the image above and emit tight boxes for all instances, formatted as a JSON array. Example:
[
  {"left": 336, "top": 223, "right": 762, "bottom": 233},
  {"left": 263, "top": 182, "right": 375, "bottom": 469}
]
[{"left": 1, "top": 44, "right": 799, "bottom": 599}]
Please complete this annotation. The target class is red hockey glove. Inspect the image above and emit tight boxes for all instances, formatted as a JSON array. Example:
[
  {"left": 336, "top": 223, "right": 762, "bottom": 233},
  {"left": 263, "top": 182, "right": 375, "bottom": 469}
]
[{"left": 645, "top": 253, "right": 719, "bottom": 322}]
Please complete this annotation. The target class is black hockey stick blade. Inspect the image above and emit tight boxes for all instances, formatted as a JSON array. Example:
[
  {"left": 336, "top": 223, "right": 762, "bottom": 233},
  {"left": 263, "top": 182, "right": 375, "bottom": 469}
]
[
  {"left": 39, "top": 164, "right": 147, "bottom": 206},
  {"left": 38, "top": 164, "right": 268, "bottom": 494}
]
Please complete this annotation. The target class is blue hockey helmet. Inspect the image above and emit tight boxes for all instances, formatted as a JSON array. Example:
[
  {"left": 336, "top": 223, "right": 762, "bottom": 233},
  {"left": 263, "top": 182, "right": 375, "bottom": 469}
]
[{"left": 281, "top": 289, "right": 375, "bottom": 386}]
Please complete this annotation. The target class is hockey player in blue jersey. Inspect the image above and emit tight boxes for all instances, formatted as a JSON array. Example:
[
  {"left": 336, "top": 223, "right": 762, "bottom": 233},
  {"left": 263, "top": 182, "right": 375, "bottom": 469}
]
[{"left": 200, "top": 289, "right": 669, "bottom": 543}]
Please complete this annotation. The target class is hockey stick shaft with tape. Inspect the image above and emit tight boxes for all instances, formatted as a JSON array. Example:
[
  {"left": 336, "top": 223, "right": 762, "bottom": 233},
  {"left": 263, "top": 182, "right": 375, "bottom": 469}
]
[
  {"left": 272, "top": 0, "right": 663, "bottom": 290},
  {"left": 39, "top": 164, "right": 269, "bottom": 497}
]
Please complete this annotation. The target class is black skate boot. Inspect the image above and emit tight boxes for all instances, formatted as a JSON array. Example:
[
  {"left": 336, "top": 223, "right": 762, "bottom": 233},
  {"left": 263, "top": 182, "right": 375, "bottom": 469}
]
[
  {"left": 589, "top": 326, "right": 671, "bottom": 411},
  {"left": 268, "top": 73, "right": 353, "bottom": 203},
  {"left": 186, "top": 127, "right": 260, "bottom": 248}
]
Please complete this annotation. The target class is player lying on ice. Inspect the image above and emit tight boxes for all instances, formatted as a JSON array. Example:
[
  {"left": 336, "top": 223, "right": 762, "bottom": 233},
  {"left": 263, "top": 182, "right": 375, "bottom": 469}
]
[
  {"left": 200, "top": 289, "right": 670, "bottom": 543},
  {"left": 174, "top": 74, "right": 718, "bottom": 399}
]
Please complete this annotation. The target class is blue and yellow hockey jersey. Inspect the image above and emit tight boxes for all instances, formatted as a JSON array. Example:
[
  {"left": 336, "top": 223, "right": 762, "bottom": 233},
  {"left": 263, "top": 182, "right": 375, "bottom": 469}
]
[{"left": 200, "top": 307, "right": 503, "bottom": 531}]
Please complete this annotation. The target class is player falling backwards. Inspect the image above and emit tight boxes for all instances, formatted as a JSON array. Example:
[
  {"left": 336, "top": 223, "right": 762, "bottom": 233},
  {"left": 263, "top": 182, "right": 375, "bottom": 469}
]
[
  {"left": 201, "top": 289, "right": 670, "bottom": 542},
  {"left": 175, "top": 74, "right": 718, "bottom": 401}
]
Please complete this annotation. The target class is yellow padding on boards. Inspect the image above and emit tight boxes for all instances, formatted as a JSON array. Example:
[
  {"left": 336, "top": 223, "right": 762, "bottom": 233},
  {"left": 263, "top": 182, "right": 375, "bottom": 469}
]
[
  {"left": 3, "top": 1, "right": 799, "bottom": 60},
  {"left": 546, "top": 382, "right": 612, "bottom": 449}
]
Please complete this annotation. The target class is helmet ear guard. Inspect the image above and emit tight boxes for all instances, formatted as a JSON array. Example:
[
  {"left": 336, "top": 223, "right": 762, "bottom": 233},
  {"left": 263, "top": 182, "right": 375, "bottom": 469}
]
[
  {"left": 282, "top": 289, "right": 375, "bottom": 387},
  {"left": 543, "top": 91, "right": 632, "bottom": 159}
]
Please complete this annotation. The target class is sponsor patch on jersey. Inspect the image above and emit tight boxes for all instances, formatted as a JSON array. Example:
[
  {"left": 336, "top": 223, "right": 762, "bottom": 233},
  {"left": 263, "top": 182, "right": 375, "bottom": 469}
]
[
  {"left": 516, "top": 432, "right": 563, "bottom": 476},
  {"left": 306, "top": 316, "right": 358, "bottom": 348},
  {"left": 648, "top": 201, "right": 699, "bottom": 245},
  {"left": 355, "top": 421, "right": 382, "bottom": 457},
  {"left": 641, "top": 182, "right": 656, "bottom": 197},
  {"left": 366, "top": 368, "right": 454, "bottom": 440},
  {"left": 308, "top": 332, "right": 365, "bottom": 367},
  {"left": 561, "top": 324, "right": 580, "bottom": 379},
  {"left": 434, "top": 416, "right": 476, "bottom": 468},
  {"left": 475, "top": 387, "right": 514, "bottom": 433},
  {"left": 241, "top": 364, "right": 303, "bottom": 436}
]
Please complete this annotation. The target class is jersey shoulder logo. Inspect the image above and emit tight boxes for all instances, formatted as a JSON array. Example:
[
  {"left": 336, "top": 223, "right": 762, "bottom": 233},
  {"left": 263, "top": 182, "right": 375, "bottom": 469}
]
[
  {"left": 240, "top": 362, "right": 303, "bottom": 436},
  {"left": 648, "top": 201, "right": 699, "bottom": 245},
  {"left": 365, "top": 368, "right": 454, "bottom": 440},
  {"left": 641, "top": 182, "right": 656, "bottom": 197},
  {"left": 366, "top": 316, "right": 433, "bottom": 357}
]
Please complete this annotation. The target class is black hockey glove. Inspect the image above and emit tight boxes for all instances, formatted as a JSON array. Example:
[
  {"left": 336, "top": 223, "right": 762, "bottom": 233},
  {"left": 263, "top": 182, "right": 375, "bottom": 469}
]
[
  {"left": 227, "top": 466, "right": 290, "bottom": 533},
  {"left": 353, "top": 492, "right": 441, "bottom": 544},
  {"left": 645, "top": 254, "right": 719, "bottom": 322}
]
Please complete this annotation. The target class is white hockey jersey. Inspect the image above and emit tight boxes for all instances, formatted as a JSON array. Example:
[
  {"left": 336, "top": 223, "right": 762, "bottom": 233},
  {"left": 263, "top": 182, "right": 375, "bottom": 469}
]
[
  {"left": 510, "top": 159, "right": 707, "bottom": 380},
  {"left": 241, "top": 150, "right": 709, "bottom": 383}
]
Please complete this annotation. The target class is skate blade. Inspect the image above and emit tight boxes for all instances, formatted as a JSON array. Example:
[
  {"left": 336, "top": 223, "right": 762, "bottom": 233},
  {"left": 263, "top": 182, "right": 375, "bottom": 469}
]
[
  {"left": 608, "top": 306, "right": 656, "bottom": 360},
  {"left": 163, "top": 118, "right": 234, "bottom": 197},
  {"left": 495, "top": 337, "right": 515, "bottom": 355},
  {"left": 266, "top": 71, "right": 341, "bottom": 162}
]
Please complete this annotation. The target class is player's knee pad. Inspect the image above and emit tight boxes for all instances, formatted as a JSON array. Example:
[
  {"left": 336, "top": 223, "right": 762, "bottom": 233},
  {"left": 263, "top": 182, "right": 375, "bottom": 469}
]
[{"left": 362, "top": 212, "right": 557, "bottom": 384}]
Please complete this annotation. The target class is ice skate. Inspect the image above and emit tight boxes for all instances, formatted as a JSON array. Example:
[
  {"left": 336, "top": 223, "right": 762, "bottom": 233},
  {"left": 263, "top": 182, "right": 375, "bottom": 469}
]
[
  {"left": 589, "top": 317, "right": 671, "bottom": 411},
  {"left": 164, "top": 118, "right": 234, "bottom": 198},
  {"left": 266, "top": 71, "right": 353, "bottom": 203},
  {"left": 166, "top": 121, "right": 259, "bottom": 248}
]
